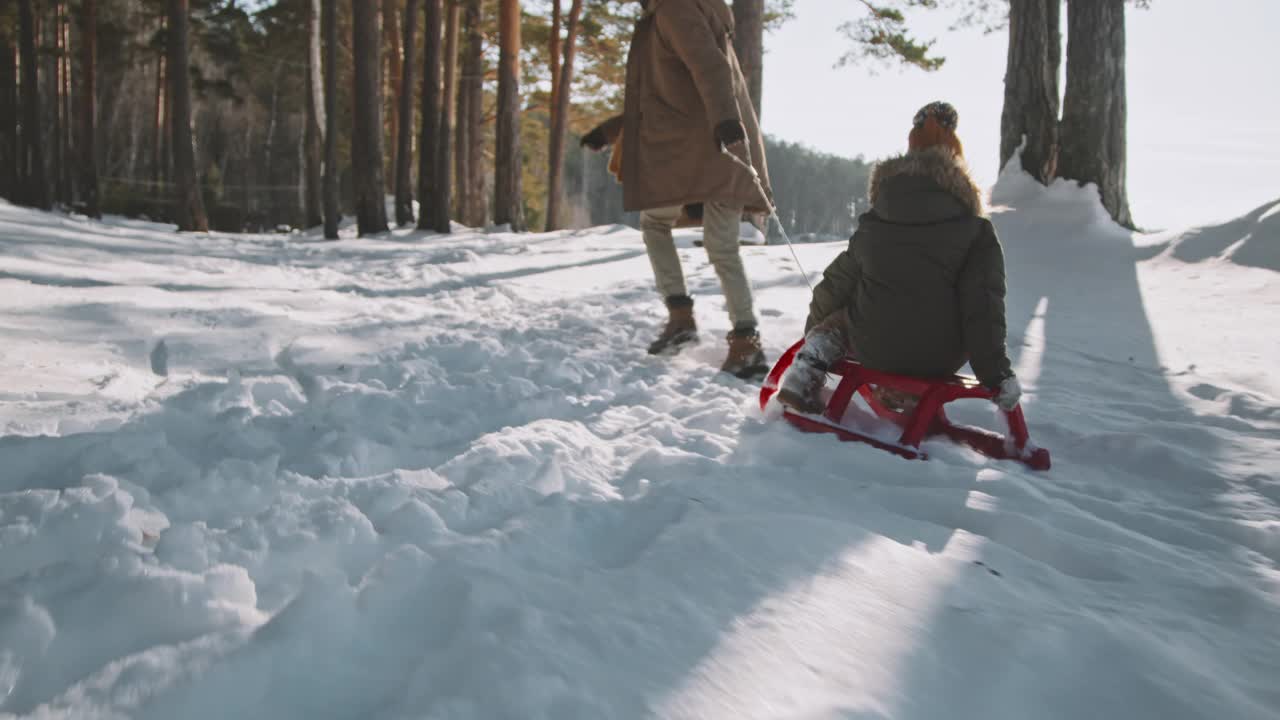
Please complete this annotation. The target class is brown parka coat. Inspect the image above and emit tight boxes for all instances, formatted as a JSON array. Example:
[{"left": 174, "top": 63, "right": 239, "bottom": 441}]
[
  {"left": 806, "top": 147, "right": 1014, "bottom": 389},
  {"left": 599, "top": 0, "right": 772, "bottom": 213}
]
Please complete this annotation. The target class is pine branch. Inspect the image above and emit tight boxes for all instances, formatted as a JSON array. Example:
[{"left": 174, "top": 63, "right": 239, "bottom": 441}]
[{"left": 836, "top": 0, "right": 945, "bottom": 72}]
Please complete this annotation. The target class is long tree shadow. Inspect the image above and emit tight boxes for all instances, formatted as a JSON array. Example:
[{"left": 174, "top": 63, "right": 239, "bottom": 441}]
[
  {"left": 1163, "top": 198, "right": 1280, "bottom": 266},
  {"left": 992, "top": 185, "right": 1233, "bottom": 495}
]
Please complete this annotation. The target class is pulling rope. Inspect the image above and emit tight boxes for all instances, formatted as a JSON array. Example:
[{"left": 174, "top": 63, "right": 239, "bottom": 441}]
[{"left": 720, "top": 144, "right": 813, "bottom": 291}]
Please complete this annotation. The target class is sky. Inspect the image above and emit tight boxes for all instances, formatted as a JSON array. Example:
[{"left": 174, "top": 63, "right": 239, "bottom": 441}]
[{"left": 760, "top": 0, "right": 1280, "bottom": 231}]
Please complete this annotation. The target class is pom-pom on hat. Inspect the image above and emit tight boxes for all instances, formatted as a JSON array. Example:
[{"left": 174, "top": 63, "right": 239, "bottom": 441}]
[{"left": 908, "top": 101, "right": 964, "bottom": 158}]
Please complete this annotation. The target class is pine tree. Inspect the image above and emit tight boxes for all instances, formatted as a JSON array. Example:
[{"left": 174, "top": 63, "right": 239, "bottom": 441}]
[
  {"left": 1058, "top": 0, "right": 1133, "bottom": 228},
  {"left": 432, "top": 0, "right": 459, "bottom": 233},
  {"left": 1000, "top": 0, "right": 1059, "bottom": 183},
  {"left": 152, "top": 13, "right": 166, "bottom": 189},
  {"left": 460, "top": 0, "right": 485, "bottom": 227},
  {"left": 417, "top": 0, "right": 442, "bottom": 231},
  {"left": 51, "top": 1, "right": 67, "bottom": 206},
  {"left": 384, "top": 0, "right": 402, "bottom": 194},
  {"left": 1, "top": 21, "right": 18, "bottom": 202},
  {"left": 80, "top": 0, "right": 101, "bottom": 218},
  {"left": 0, "top": 28, "right": 15, "bottom": 201},
  {"left": 493, "top": 0, "right": 522, "bottom": 230},
  {"left": 733, "top": 0, "right": 764, "bottom": 117},
  {"left": 305, "top": 0, "right": 325, "bottom": 228},
  {"left": 544, "top": 0, "right": 582, "bottom": 231},
  {"left": 352, "top": 0, "right": 389, "bottom": 235},
  {"left": 322, "top": 0, "right": 341, "bottom": 239},
  {"left": 395, "top": 0, "right": 420, "bottom": 226},
  {"left": 17, "top": 0, "right": 49, "bottom": 209},
  {"left": 168, "top": 0, "right": 208, "bottom": 231},
  {"left": 60, "top": 1, "right": 73, "bottom": 206},
  {"left": 453, "top": 0, "right": 468, "bottom": 222}
]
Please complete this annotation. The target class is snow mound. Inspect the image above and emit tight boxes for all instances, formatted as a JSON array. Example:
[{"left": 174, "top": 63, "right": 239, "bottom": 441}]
[
  {"left": 1158, "top": 198, "right": 1280, "bottom": 271},
  {"left": 990, "top": 149, "right": 1134, "bottom": 245}
]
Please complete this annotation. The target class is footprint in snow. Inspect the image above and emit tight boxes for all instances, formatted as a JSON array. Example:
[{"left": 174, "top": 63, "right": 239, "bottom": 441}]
[
  {"left": 586, "top": 493, "right": 692, "bottom": 570},
  {"left": 150, "top": 340, "right": 169, "bottom": 376}
]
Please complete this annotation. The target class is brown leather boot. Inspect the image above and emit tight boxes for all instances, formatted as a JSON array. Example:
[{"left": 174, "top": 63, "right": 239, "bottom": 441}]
[
  {"left": 648, "top": 296, "right": 699, "bottom": 355},
  {"left": 720, "top": 327, "right": 769, "bottom": 380}
]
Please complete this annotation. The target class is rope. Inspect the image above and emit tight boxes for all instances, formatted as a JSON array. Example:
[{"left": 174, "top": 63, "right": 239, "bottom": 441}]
[{"left": 720, "top": 143, "right": 813, "bottom": 291}]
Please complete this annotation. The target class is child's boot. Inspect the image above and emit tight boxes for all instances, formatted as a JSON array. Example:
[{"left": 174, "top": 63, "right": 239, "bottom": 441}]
[{"left": 777, "top": 326, "right": 846, "bottom": 414}]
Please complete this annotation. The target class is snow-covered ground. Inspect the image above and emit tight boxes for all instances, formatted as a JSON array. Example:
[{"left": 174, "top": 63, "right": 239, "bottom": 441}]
[{"left": 1, "top": 170, "right": 1278, "bottom": 719}]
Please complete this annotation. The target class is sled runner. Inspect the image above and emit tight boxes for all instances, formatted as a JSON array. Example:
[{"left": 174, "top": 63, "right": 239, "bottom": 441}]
[{"left": 760, "top": 340, "right": 1051, "bottom": 471}]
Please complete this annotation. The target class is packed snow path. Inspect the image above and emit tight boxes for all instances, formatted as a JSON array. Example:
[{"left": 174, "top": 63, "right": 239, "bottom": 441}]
[{"left": 1, "top": 179, "right": 1278, "bottom": 719}]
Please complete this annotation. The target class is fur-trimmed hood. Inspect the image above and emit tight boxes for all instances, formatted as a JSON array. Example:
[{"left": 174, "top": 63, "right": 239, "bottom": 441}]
[{"left": 869, "top": 147, "right": 986, "bottom": 222}]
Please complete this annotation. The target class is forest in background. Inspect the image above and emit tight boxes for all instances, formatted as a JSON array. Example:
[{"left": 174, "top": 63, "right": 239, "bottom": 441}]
[
  {"left": 0, "top": 0, "right": 1140, "bottom": 238},
  {"left": 0, "top": 0, "right": 872, "bottom": 239}
]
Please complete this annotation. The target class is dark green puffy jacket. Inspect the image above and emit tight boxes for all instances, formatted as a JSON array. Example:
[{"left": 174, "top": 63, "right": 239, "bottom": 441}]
[{"left": 805, "top": 147, "right": 1014, "bottom": 389}]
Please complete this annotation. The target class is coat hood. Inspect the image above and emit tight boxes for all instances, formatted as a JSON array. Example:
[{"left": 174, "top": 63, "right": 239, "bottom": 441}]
[{"left": 869, "top": 147, "right": 986, "bottom": 224}]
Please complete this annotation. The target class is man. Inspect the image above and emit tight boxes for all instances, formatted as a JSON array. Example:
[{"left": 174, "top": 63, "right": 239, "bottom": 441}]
[{"left": 581, "top": 0, "right": 774, "bottom": 379}]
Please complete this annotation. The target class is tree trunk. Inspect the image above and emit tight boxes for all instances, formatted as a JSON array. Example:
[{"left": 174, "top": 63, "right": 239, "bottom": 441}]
[
  {"left": 461, "top": 0, "right": 484, "bottom": 227},
  {"left": 394, "top": 0, "right": 419, "bottom": 225},
  {"left": 153, "top": 40, "right": 163, "bottom": 184},
  {"left": 168, "top": 0, "right": 206, "bottom": 231},
  {"left": 16, "top": 0, "right": 46, "bottom": 209},
  {"left": 1000, "top": 0, "right": 1059, "bottom": 184},
  {"left": 51, "top": 1, "right": 65, "bottom": 205},
  {"left": 303, "top": 0, "right": 324, "bottom": 228},
  {"left": 732, "top": 0, "right": 763, "bottom": 118},
  {"left": 319, "top": 0, "right": 340, "bottom": 237},
  {"left": 80, "top": 0, "right": 100, "bottom": 218},
  {"left": 453, "top": 19, "right": 468, "bottom": 222},
  {"left": 1059, "top": 0, "right": 1132, "bottom": 228},
  {"left": 417, "top": 0, "right": 442, "bottom": 230},
  {"left": 322, "top": 0, "right": 340, "bottom": 238},
  {"left": 493, "top": 0, "right": 522, "bottom": 230},
  {"left": 61, "top": 2, "right": 73, "bottom": 205},
  {"left": 383, "top": 0, "right": 402, "bottom": 193},
  {"left": 353, "top": 0, "right": 389, "bottom": 235},
  {"left": 545, "top": 0, "right": 581, "bottom": 231},
  {"left": 164, "top": 49, "right": 173, "bottom": 183},
  {"left": 549, "top": 0, "right": 561, "bottom": 111},
  {"left": 1, "top": 30, "right": 18, "bottom": 201},
  {"left": 265, "top": 64, "right": 281, "bottom": 190},
  {"left": 152, "top": 16, "right": 165, "bottom": 187},
  {"left": 432, "top": 0, "right": 459, "bottom": 233}
]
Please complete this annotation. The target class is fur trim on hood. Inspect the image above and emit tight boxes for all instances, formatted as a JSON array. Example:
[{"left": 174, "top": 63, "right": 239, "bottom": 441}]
[{"left": 869, "top": 146, "right": 986, "bottom": 218}]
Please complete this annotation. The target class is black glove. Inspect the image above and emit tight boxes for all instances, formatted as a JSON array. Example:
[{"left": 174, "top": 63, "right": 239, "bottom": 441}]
[
  {"left": 714, "top": 119, "right": 746, "bottom": 149},
  {"left": 581, "top": 125, "right": 610, "bottom": 151}
]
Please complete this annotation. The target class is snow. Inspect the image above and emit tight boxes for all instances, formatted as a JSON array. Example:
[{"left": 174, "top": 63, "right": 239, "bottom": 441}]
[
  {"left": 1, "top": 168, "right": 1278, "bottom": 719},
  {"left": 1152, "top": 198, "right": 1280, "bottom": 272}
]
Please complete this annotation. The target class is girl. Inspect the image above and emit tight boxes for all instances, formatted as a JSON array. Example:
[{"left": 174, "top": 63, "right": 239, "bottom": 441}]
[{"left": 777, "top": 102, "right": 1021, "bottom": 414}]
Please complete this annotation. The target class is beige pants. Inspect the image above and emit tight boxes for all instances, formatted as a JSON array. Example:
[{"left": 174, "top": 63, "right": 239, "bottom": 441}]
[{"left": 640, "top": 201, "right": 757, "bottom": 329}]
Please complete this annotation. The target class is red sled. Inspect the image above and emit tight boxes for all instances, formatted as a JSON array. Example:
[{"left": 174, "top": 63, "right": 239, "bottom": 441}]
[{"left": 760, "top": 340, "right": 1051, "bottom": 471}]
